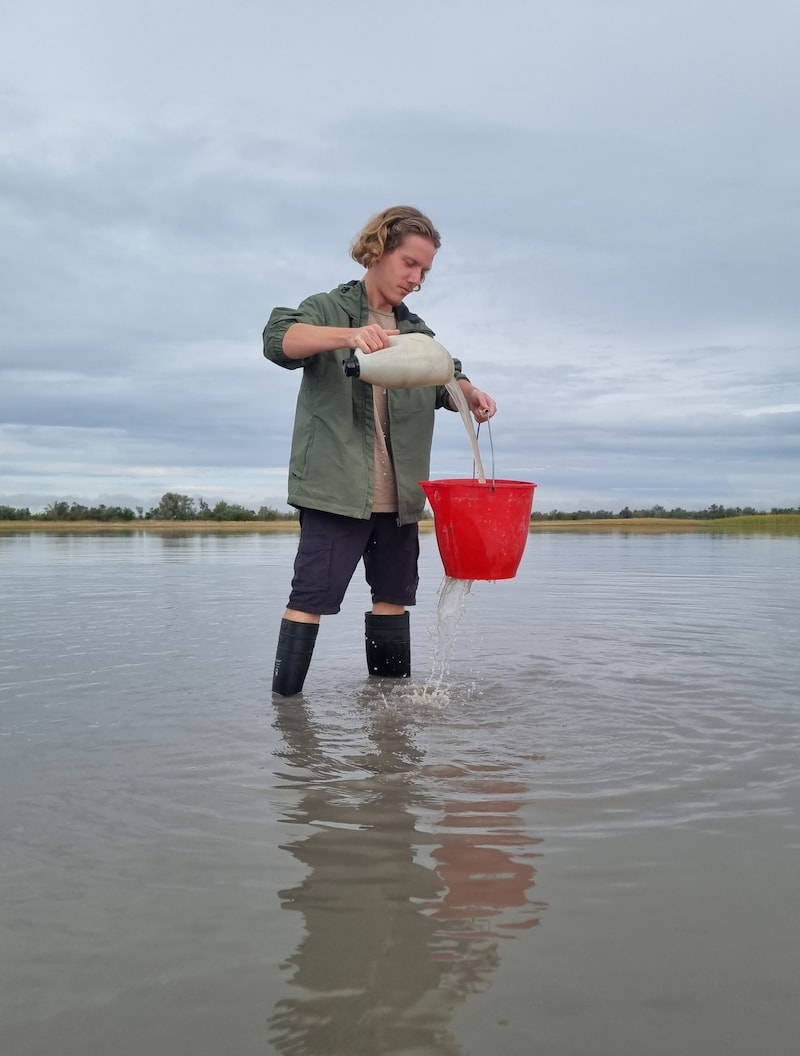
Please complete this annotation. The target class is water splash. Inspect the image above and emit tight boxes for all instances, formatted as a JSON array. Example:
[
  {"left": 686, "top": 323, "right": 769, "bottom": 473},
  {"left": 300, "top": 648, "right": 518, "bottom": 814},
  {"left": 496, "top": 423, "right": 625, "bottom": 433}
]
[
  {"left": 358, "top": 679, "right": 454, "bottom": 712},
  {"left": 427, "top": 575, "right": 475, "bottom": 687},
  {"left": 444, "top": 380, "right": 486, "bottom": 483}
]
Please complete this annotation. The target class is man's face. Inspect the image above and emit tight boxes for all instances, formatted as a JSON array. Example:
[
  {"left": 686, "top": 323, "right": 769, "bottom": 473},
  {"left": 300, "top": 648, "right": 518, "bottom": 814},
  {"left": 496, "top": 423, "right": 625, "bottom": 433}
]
[{"left": 370, "top": 234, "right": 437, "bottom": 306}]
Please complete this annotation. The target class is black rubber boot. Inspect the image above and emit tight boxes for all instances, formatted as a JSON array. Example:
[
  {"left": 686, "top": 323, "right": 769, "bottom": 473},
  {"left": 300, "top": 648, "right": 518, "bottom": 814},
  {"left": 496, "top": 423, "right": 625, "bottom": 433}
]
[
  {"left": 365, "top": 612, "right": 411, "bottom": 678},
  {"left": 272, "top": 619, "right": 319, "bottom": 696}
]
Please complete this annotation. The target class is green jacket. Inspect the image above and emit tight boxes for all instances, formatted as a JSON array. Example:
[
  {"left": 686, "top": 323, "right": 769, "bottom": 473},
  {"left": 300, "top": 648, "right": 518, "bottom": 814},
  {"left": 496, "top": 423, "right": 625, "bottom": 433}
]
[{"left": 263, "top": 280, "right": 467, "bottom": 523}]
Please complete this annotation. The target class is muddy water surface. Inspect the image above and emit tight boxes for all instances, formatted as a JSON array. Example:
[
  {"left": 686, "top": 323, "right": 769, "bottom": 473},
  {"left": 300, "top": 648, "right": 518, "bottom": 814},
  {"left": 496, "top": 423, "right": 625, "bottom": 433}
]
[{"left": 1, "top": 530, "right": 798, "bottom": 1055}]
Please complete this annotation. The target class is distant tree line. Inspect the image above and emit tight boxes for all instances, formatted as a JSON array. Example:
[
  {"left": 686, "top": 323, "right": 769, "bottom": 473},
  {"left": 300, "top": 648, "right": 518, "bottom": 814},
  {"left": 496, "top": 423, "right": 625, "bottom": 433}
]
[
  {"left": 532, "top": 503, "right": 800, "bottom": 521},
  {"left": 1, "top": 495, "right": 798, "bottom": 523},
  {"left": 0, "top": 493, "right": 299, "bottom": 522}
]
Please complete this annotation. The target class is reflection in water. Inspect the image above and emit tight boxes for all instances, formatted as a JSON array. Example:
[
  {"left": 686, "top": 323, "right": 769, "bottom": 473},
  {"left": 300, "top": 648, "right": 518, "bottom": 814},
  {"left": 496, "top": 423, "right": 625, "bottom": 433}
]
[{"left": 270, "top": 693, "right": 546, "bottom": 1054}]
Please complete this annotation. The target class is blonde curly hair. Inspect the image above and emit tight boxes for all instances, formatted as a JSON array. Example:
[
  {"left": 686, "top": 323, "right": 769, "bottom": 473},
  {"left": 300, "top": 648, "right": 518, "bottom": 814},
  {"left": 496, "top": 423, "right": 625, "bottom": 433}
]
[{"left": 350, "top": 206, "right": 441, "bottom": 278}]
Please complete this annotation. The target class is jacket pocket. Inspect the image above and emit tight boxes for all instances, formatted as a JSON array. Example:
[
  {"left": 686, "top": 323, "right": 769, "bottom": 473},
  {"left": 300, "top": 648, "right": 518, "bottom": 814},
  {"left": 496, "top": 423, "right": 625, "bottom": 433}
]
[{"left": 290, "top": 415, "right": 317, "bottom": 481}]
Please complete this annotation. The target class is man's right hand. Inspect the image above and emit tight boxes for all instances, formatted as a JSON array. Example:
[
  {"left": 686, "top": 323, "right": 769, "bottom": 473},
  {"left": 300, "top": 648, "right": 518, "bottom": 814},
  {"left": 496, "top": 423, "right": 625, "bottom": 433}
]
[{"left": 350, "top": 325, "right": 399, "bottom": 354}]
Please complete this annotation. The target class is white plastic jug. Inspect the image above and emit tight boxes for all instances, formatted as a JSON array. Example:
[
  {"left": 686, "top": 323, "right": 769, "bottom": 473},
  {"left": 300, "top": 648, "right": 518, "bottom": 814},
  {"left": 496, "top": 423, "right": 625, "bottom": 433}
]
[{"left": 342, "top": 333, "right": 455, "bottom": 389}]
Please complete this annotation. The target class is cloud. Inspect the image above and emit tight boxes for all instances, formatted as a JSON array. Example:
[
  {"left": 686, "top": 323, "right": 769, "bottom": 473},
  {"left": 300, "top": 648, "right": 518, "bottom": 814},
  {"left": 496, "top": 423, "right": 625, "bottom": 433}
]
[{"left": 2, "top": 0, "right": 799, "bottom": 512}]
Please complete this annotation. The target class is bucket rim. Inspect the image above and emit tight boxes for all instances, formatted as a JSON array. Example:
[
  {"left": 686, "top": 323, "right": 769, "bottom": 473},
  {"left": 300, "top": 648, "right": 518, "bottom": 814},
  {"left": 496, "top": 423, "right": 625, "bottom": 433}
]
[{"left": 420, "top": 478, "right": 537, "bottom": 489}]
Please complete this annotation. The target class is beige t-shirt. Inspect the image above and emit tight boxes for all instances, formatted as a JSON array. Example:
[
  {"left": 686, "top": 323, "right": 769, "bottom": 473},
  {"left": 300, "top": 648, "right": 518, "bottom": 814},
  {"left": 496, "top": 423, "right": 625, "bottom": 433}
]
[{"left": 368, "top": 308, "right": 398, "bottom": 513}]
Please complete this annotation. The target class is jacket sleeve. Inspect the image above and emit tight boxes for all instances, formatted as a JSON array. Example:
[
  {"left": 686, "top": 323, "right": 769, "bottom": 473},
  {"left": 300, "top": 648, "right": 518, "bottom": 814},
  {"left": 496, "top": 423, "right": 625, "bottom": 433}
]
[{"left": 262, "top": 294, "right": 329, "bottom": 370}]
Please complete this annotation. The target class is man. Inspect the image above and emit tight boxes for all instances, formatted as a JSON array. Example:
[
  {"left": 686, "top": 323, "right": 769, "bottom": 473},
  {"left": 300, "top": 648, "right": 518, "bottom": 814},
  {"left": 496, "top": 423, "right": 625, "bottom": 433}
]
[{"left": 263, "top": 205, "right": 496, "bottom": 696}]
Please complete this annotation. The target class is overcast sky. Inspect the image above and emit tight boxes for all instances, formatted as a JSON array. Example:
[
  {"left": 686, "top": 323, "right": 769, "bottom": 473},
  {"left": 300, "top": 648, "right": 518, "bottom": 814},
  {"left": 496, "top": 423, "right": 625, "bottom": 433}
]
[{"left": 2, "top": 0, "right": 798, "bottom": 513}]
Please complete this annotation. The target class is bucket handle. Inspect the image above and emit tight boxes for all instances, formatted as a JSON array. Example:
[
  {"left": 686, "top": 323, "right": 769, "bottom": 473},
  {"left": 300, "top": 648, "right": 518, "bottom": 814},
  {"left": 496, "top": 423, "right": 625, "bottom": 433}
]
[{"left": 475, "top": 418, "right": 497, "bottom": 489}]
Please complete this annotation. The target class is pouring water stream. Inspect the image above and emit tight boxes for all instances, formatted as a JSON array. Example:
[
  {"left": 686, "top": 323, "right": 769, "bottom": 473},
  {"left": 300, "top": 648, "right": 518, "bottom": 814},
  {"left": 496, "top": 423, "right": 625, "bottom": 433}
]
[
  {"left": 444, "top": 380, "right": 487, "bottom": 484},
  {"left": 422, "top": 380, "right": 489, "bottom": 687}
]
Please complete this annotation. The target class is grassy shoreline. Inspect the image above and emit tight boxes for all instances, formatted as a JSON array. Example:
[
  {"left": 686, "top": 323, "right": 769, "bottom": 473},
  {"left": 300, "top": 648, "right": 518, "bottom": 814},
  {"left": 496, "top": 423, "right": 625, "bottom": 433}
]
[
  {"left": 531, "top": 514, "right": 800, "bottom": 533},
  {"left": 0, "top": 518, "right": 304, "bottom": 534},
  {"left": 2, "top": 514, "right": 798, "bottom": 535}
]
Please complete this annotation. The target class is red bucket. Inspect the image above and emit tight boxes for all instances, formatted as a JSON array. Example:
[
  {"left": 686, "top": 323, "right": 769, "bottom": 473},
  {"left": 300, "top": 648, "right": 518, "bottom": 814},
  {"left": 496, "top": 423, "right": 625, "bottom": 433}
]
[{"left": 420, "top": 478, "right": 537, "bottom": 580}]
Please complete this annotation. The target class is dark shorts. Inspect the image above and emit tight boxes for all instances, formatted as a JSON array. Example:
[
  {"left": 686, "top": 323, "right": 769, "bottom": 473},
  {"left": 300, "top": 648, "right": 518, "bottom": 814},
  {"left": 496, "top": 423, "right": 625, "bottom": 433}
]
[{"left": 287, "top": 509, "right": 420, "bottom": 615}]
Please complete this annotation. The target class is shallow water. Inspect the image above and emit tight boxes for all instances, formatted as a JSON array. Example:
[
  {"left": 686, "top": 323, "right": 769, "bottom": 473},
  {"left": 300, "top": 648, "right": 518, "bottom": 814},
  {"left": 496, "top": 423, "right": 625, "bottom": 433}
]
[{"left": 1, "top": 530, "right": 799, "bottom": 1055}]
